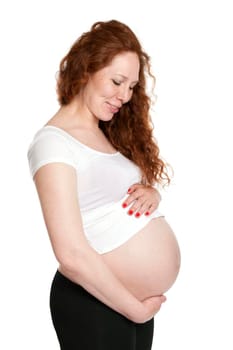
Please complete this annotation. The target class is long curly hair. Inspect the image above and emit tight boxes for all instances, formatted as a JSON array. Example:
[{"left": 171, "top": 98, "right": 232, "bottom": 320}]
[{"left": 57, "top": 20, "right": 171, "bottom": 186}]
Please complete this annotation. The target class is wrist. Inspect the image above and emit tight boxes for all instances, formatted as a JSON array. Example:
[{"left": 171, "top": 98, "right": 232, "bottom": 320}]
[{"left": 125, "top": 300, "right": 147, "bottom": 323}]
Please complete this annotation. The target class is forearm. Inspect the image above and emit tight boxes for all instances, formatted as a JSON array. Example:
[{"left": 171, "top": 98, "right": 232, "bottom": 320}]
[{"left": 59, "top": 245, "right": 147, "bottom": 323}]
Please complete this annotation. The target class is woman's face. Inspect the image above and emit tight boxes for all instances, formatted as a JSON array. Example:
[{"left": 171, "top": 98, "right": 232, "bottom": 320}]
[{"left": 82, "top": 51, "right": 140, "bottom": 122}]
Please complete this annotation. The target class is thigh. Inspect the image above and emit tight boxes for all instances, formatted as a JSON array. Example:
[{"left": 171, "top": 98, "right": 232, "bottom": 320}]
[
  {"left": 50, "top": 270, "right": 136, "bottom": 350},
  {"left": 136, "top": 318, "right": 154, "bottom": 350}
]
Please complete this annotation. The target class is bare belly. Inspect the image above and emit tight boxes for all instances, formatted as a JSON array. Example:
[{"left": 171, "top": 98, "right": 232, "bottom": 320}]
[{"left": 102, "top": 217, "right": 181, "bottom": 301}]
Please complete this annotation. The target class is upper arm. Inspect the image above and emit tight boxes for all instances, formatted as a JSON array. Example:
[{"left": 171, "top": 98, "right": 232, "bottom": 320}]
[{"left": 34, "top": 162, "right": 89, "bottom": 266}]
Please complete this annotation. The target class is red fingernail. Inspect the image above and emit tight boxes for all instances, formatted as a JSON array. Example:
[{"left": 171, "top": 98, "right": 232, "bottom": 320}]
[
  {"left": 122, "top": 203, "right": 127, "bottom": 208},
  {"left": 145, "top": 211, "right": 150, "bottom": 216},
  {"left": 127, "top": 188, "right": 131, "bottom": 193},
  {"left": 135, "top": 212, "right": 141, "bottom": 218},
  {"left": 128, "top": 209, "right": 134, "bottom": 215}
]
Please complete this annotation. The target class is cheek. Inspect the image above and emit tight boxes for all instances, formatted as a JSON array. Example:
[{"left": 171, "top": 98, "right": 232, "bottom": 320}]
[{"left": 98, "top": 83, "right": 116, "bottom": 99}]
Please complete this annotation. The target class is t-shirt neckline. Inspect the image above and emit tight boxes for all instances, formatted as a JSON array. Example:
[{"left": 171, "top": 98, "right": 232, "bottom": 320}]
[{"left": 42, "top": 125, "right": 120, "bottom": 157}]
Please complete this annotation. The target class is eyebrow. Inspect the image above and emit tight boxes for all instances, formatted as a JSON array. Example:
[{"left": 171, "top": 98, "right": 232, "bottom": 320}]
[{"left": 116, "top": 74, "right": 139, "bottom": 84}]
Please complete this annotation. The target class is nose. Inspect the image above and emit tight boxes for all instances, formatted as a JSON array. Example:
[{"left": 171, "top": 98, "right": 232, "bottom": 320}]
[{"left": 117, "top": 86, "right": 132, "bottom": 104}]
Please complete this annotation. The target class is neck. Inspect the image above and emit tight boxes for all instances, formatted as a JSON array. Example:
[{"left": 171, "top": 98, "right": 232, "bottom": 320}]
[{"left": 58, "top": 97, "right": 99, "bottom": 131}]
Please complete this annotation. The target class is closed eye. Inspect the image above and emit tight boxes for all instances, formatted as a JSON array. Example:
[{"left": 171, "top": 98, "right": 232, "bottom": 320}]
[
  {"left": 112, "top": 79, "right": 136, "bottom": 91},
  {"left": 112, "top": 79, "right": 121, "bottom": 86}
]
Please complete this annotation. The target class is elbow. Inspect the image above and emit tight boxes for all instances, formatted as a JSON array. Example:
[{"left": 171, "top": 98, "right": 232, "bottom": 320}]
[
  {"left": 57, "top": 248, "right": 82, "bottom": 272},
  {"left": 54, "top": 244, "right": 92, "bottom": 280}
]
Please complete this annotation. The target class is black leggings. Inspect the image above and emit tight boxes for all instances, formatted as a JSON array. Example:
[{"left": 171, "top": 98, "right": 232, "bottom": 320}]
[{"left": 50, "top": 270, "right": 154, "bottom": 350}]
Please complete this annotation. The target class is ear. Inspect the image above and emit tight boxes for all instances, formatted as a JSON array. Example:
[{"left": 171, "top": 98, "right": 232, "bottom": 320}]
[{"left": 80, "top": 72, "right": 90, "bottom": 86}]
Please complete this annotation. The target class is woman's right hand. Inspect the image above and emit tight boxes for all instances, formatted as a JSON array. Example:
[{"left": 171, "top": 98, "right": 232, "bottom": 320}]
[{"left": 135, "top": 295, "right": 167, "bottom": 323}]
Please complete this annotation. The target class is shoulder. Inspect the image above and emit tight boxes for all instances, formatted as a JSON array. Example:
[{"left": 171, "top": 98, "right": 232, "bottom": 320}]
[
  {"left": 28, "top": 125, "right": 71, "bottom": 146},
  {"left": 27, "top": 126, "right": 77, "bottom": 178}
]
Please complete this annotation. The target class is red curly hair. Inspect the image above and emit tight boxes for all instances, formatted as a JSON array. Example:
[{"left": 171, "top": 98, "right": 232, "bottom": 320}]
[{"left": 57, "top": 20, "right": 171, "bottom": 186}]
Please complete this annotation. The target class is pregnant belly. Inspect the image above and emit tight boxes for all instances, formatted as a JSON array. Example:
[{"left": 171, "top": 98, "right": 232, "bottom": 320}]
[{"left": 102, "top": 217, "right": 181, "bottom": 300}]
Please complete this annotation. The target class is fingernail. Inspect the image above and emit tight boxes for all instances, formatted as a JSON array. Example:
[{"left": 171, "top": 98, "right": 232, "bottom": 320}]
[
  {"left": 128, "top": 209, "right": 134, "bottom": 215},
  {"left": 135, "top": 212, "right": 141, "bottom": 218},
  {"left": 122, "top": 203, "right": 127, "bottom": 208},
  {"left": 127, "top": 188, "right": 131, "bottom": 193},
  {"left": 145, "top": 211, "right": 150, "bottom": 216}
]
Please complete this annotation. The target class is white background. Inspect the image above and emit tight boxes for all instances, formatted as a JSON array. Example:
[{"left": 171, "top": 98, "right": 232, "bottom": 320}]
[{"left": 1, "top": 0, "right": 232, "bottom": 349}]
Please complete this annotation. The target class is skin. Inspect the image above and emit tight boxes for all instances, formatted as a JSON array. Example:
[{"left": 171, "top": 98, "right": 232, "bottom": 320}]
[
  {"left": 35, "top": 51, "right": 166, "bottom": 323},
  {"left": 122, "top": 183, "right": 162, "bottom": 218}
]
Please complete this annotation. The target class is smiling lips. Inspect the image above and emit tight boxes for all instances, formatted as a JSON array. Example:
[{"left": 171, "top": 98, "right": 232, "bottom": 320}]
[{"left": 107, "top": 102, "right": 121, "bottom": 114}]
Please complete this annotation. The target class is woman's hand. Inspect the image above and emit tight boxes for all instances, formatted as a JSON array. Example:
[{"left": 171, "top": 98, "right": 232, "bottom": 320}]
[
  {"left": 122, "top": 183, "right": 161, "bottom": 218},
  {"left": 133, "top": 295, "right": 167, "bottom": 324}
]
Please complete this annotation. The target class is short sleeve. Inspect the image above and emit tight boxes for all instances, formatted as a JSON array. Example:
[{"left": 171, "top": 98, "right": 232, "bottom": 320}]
[{"left": 27, "top": 129, "right": 77, "bottom": 178}]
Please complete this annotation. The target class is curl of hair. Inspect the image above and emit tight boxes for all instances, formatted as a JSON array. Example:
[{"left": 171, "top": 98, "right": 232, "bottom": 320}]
[{"left": 57, "top": 20, "right": 171, "bottom": 186}]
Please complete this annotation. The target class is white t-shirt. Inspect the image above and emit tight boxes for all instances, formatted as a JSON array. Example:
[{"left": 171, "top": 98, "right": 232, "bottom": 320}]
[{"left": 27, "top": 125, "right": 163, "bottom": 253}]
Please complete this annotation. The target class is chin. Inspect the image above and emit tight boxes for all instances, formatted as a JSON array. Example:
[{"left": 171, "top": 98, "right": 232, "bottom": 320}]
[{"left": 99, "top": 113, "right": 116, "bottom": 122}]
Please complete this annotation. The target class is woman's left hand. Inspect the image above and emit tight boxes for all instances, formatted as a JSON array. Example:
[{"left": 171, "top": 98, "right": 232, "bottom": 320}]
[{"left": 122, "top": 183, "right": 161, "bottom": 218}]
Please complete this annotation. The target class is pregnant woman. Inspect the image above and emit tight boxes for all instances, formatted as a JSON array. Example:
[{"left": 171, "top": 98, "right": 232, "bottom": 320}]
[{"left": 28, "top": 20, "right": 180, "bottom": 350}]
